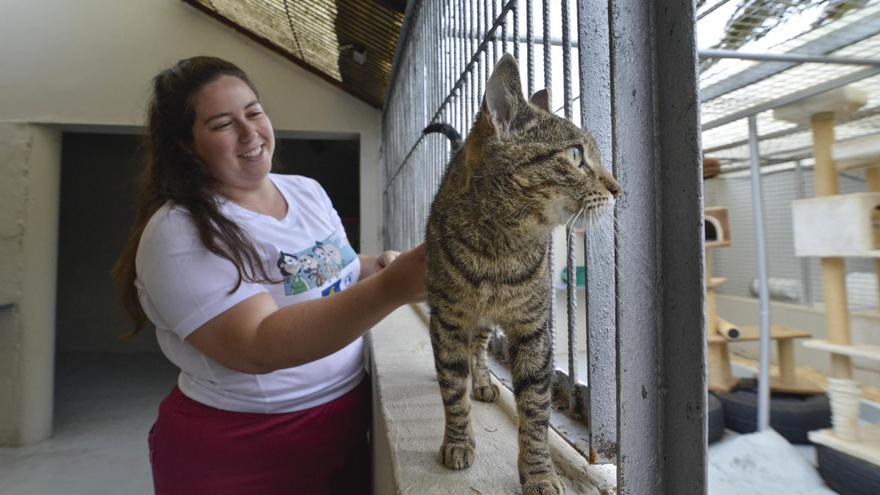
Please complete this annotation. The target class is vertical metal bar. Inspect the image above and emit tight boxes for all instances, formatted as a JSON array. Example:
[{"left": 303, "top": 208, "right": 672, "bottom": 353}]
[
  {"left": 469, "top": 0, "right": 476, "bottom": 122},
  {"left": 526, "top": 0, "right": 534, "bottom": 96},
  {"left": 541, "top": 0, "right": 556, "bottom": 370},
  {"left": 561, "top": 0, "right": 572, "bottom": 120},
  {"left": 500, "top": 0, "right": 507, "bottom": 57},
  {"left": 748, "top": 115, "right": 772, "bottom": 432},
  {"left": 610, "top": 0, "right": 706, "bottom": 492},
  {"left": 542, "top": 0, "right": 551, "bottom": 93},
  {"left": 577, "top": 0, "right": 617, "bottom": 465},
  {"left": 477, "top": 0, "right": 484, "bottom": 115},
  {"left": 559, "top": 0, "right": 576, "bottom": 413},
  {"left": 512, "top": 0, "right": 520, "bottom": 62}
]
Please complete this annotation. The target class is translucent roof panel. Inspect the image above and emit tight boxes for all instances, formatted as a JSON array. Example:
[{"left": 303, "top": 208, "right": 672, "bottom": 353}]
[{"left": 698, "top": 0, "right": 880, "bottom": 164}]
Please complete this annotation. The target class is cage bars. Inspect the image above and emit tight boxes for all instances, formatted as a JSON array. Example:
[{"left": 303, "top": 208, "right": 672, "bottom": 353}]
[{"left": 382, "top": 1, "right": 706, "bottom": 492}]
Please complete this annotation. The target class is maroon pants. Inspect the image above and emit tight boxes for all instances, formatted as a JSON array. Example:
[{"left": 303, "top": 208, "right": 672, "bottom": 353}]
[{"left": 148, "top": 378, "right": 371, "bottom": 495}]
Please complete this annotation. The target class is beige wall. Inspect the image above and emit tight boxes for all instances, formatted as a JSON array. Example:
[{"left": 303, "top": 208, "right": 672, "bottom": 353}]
[{"left": 0, "top": 0, "right": 383, "bottom": 253}]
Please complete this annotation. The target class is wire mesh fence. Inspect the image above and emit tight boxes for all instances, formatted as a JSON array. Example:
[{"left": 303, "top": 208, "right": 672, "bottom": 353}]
[{"left": 705, "top": 162, "right": 877, "bottom": 311}]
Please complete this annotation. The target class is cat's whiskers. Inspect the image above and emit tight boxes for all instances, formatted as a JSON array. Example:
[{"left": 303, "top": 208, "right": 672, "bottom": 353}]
[{"left": 515, "top": 199, "right": 540, "bottom": 222}]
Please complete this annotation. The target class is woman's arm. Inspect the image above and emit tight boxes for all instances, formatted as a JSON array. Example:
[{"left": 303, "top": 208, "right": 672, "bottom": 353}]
[{"left": 186, "top": 244, "right": 425, "bottom": 374}]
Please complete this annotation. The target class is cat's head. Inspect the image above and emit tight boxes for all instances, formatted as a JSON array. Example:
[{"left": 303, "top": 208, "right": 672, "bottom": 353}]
[{"left": 470, "top": 54, "right": 620, "bottom": 227}]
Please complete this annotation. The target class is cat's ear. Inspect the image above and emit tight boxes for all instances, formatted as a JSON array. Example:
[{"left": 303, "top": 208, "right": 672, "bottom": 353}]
[
  {"left": 529, "top": 89, "right": 550, "bottom": 112},
  {"left": 483, "top": 53, "right": 526, "bottom": 133}
]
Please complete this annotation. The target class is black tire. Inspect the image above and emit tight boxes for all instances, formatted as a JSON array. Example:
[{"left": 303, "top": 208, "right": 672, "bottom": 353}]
[
  {"left": 816, "top": 444, "right": 880, "bottom": 495},
  {"left": 708, "top": 393, "right": 725, "bottom": 444},
  {"left": 717, "top": 380, "right": 831, "bottom": 444}
]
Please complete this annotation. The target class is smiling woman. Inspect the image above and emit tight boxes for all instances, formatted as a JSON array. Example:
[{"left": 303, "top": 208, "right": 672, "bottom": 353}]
[{"left": 112, "top": 56, "right": 426, "bottom": 495}]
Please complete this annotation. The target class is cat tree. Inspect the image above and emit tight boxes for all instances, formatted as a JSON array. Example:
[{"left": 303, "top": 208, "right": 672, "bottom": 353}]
[
  {"left": 775, "top": 87, "right": 880, "bottom": 470},
  {"left": 704, "top": 207, "right": 821, "bottom": 394}
]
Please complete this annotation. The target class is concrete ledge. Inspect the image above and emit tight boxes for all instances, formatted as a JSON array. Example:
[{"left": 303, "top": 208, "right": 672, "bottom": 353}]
[{"left": 369, "top": 305, "right": 616, "bottom": 494}]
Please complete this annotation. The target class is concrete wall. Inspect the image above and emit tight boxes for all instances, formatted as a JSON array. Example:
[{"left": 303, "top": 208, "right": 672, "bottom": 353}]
[
  {"left": 0, "top": 0, "right": 383, "bottom": 445},
  {"left": 0, "top": 124, "right": 61, "bottom": 446}
]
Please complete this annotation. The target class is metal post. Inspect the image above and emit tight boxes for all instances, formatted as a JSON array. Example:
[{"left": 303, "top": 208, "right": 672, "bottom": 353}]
[
  {"left": 748, "top": 114, "right": 772, "bottom": 432},
  {"left": 610, "top": 0, "right": 706, "bottom": 492},
  {"left": 577, "top": 0, "right": 617, "bottom": 465}
]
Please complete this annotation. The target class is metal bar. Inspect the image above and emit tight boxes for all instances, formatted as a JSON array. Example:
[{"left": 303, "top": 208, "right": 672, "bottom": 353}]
[
  {"left": 577, "top": 0, "right": 617, "bottom": 466},
  {"left": 542, "top": 0, "right": 552, "bottom": 93},
  {"left": 560, "top": 0, "right": 577, "bottom": 417},
  {"left": 697, "top": 0, "right": 734, "bottom": 21},
  {"left": 611, "top": 0, "right": 706, "bottom": 492},
  {"left": 699, "top": 49, "right": 880, "bottom": 67},
  {"left": 701, "top": 66, "right": 880, "bottom": 131},
  {"left": 542, "top": 0, "right": 556, "bottom": 373},
  {"left": 748, "top": 114, "right": 772, "bottom": 432},
  {"left": 501, "top": 0, "right": 508, "bottom": 56},
  {"left": 527, "top": 0, "right": 535, "bottom": 96},
  {"left": 512, "top": 0, "right": 519, "bottom": 62},
  {"left": 562, "top": 0, "right": 572, "bottom": 120},
  {"left": 566, "top": 225, "right": 578, "bottom": 412},
  {"left": 700, "top": 11, "right": 880, "bottom": 102}
]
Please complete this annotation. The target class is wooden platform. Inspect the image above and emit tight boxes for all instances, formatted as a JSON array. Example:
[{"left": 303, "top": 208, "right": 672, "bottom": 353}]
[
  {"left": 810, "top": 426, "right": 880, "bottom": 467},
  {"left": 707, "top": 324, "right": 811, "bottom": 343},
  {"left": 708, "top": 325, "right": 819, "bottom": 394},
  {"left": 802, "top": 339, "right": 880, "bottom": 363}
]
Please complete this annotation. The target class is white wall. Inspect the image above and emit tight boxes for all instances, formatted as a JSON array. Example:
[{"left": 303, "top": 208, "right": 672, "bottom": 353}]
[{"left": 0, "top": 0, "right": 383, "bottom": 253}]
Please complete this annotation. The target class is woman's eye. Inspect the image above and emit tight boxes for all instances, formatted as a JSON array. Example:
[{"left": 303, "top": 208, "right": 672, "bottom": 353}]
[
  {"left": 247, "top": 111, "right": 262, "bottom": 118},
  {"left": 213, "top": 121, "right": 232, "bottom": 130},
  {"left": 566, "top": 146, "right": 582, "bottom": 166}
]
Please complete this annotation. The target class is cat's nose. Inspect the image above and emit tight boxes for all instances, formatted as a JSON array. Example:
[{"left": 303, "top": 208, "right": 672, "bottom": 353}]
[{"left": 605, "top": 180, "right": 621, "bottom": 198}]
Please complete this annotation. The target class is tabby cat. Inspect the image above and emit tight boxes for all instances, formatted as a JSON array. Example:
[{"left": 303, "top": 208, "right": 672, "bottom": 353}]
[{"left": 425, "top": 54, "right": 620, "bottom": 495}]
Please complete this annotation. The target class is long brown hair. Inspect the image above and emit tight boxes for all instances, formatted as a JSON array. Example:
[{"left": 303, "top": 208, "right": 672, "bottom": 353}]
[{"left": 114, "top": 56, "right": 276, "bottom": 335}]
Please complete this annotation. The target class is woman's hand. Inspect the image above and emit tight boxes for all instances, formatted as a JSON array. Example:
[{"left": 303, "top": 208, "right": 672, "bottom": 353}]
[
  {"left": 358, "top": 250, "right": 400, "bottom": 280},
  {"left": 378, "top": 243, "right": 427, "bottom": 305}
]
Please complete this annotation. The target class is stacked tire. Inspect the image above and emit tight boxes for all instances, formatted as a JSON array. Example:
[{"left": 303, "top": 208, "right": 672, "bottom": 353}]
[{"left": 716, "top": 378, "right": 831, "bottom": 444}]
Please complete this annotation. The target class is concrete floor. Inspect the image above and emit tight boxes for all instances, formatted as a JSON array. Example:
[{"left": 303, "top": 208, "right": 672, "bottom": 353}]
[{"left": 0, "top": 352, "right": 178, "bottom": 495}]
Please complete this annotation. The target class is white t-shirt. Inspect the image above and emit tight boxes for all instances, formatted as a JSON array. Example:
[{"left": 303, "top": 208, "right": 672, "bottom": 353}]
[{"left": 135, "top": 174, "right": 363, "bottom": 413}]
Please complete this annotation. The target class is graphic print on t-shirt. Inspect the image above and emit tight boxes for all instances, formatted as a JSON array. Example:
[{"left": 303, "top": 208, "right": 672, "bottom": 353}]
[{"left": 276, "top": 233, "right": 357, "bottom": 296}]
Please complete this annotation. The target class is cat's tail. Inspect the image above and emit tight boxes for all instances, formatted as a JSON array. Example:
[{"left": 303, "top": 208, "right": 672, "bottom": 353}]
[{"left": 422, "top": 122, "right": 462, "bottom": 152}]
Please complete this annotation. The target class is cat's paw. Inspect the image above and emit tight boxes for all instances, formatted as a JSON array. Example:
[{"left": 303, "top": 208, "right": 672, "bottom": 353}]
[
  {"left": 522, "top": 474, "right": 565, "bottom": 495},
  {"left": 439, "top": 441, "right": 475, "bottom": 470},
  {"left": 472, "top": 383, "right": 499, "bottom": 402}
]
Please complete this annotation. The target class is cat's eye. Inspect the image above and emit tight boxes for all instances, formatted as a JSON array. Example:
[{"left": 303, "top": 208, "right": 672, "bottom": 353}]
[{"left": 566, "top": 146, "right": 583, "bottom": 167}]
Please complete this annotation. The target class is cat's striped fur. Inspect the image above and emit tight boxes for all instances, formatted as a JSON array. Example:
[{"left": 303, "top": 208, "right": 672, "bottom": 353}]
[{"left": 425, "top": 54, "right": 620, "bottom": 495}]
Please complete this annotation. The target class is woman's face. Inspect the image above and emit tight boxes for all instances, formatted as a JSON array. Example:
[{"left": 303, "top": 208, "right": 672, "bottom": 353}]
[{"left": 191, "top": 75, "right": 275, "bottom": 191}]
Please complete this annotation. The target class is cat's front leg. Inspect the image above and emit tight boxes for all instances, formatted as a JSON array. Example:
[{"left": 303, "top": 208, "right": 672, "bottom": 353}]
[
  {"left": 503, "top": 312, "right": 564, "bottom": 495},
  {"left": 470, "top": 325, "right": 500, "bottom": 402},
  {"left": 429, "top": 309, "right": 476, "bottom": 470}
]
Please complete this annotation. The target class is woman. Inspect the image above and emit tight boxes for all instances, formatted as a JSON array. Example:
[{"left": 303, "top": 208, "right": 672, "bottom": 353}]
[{"left": 114, "top": 56, "right": 426, "bottom": 494}]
